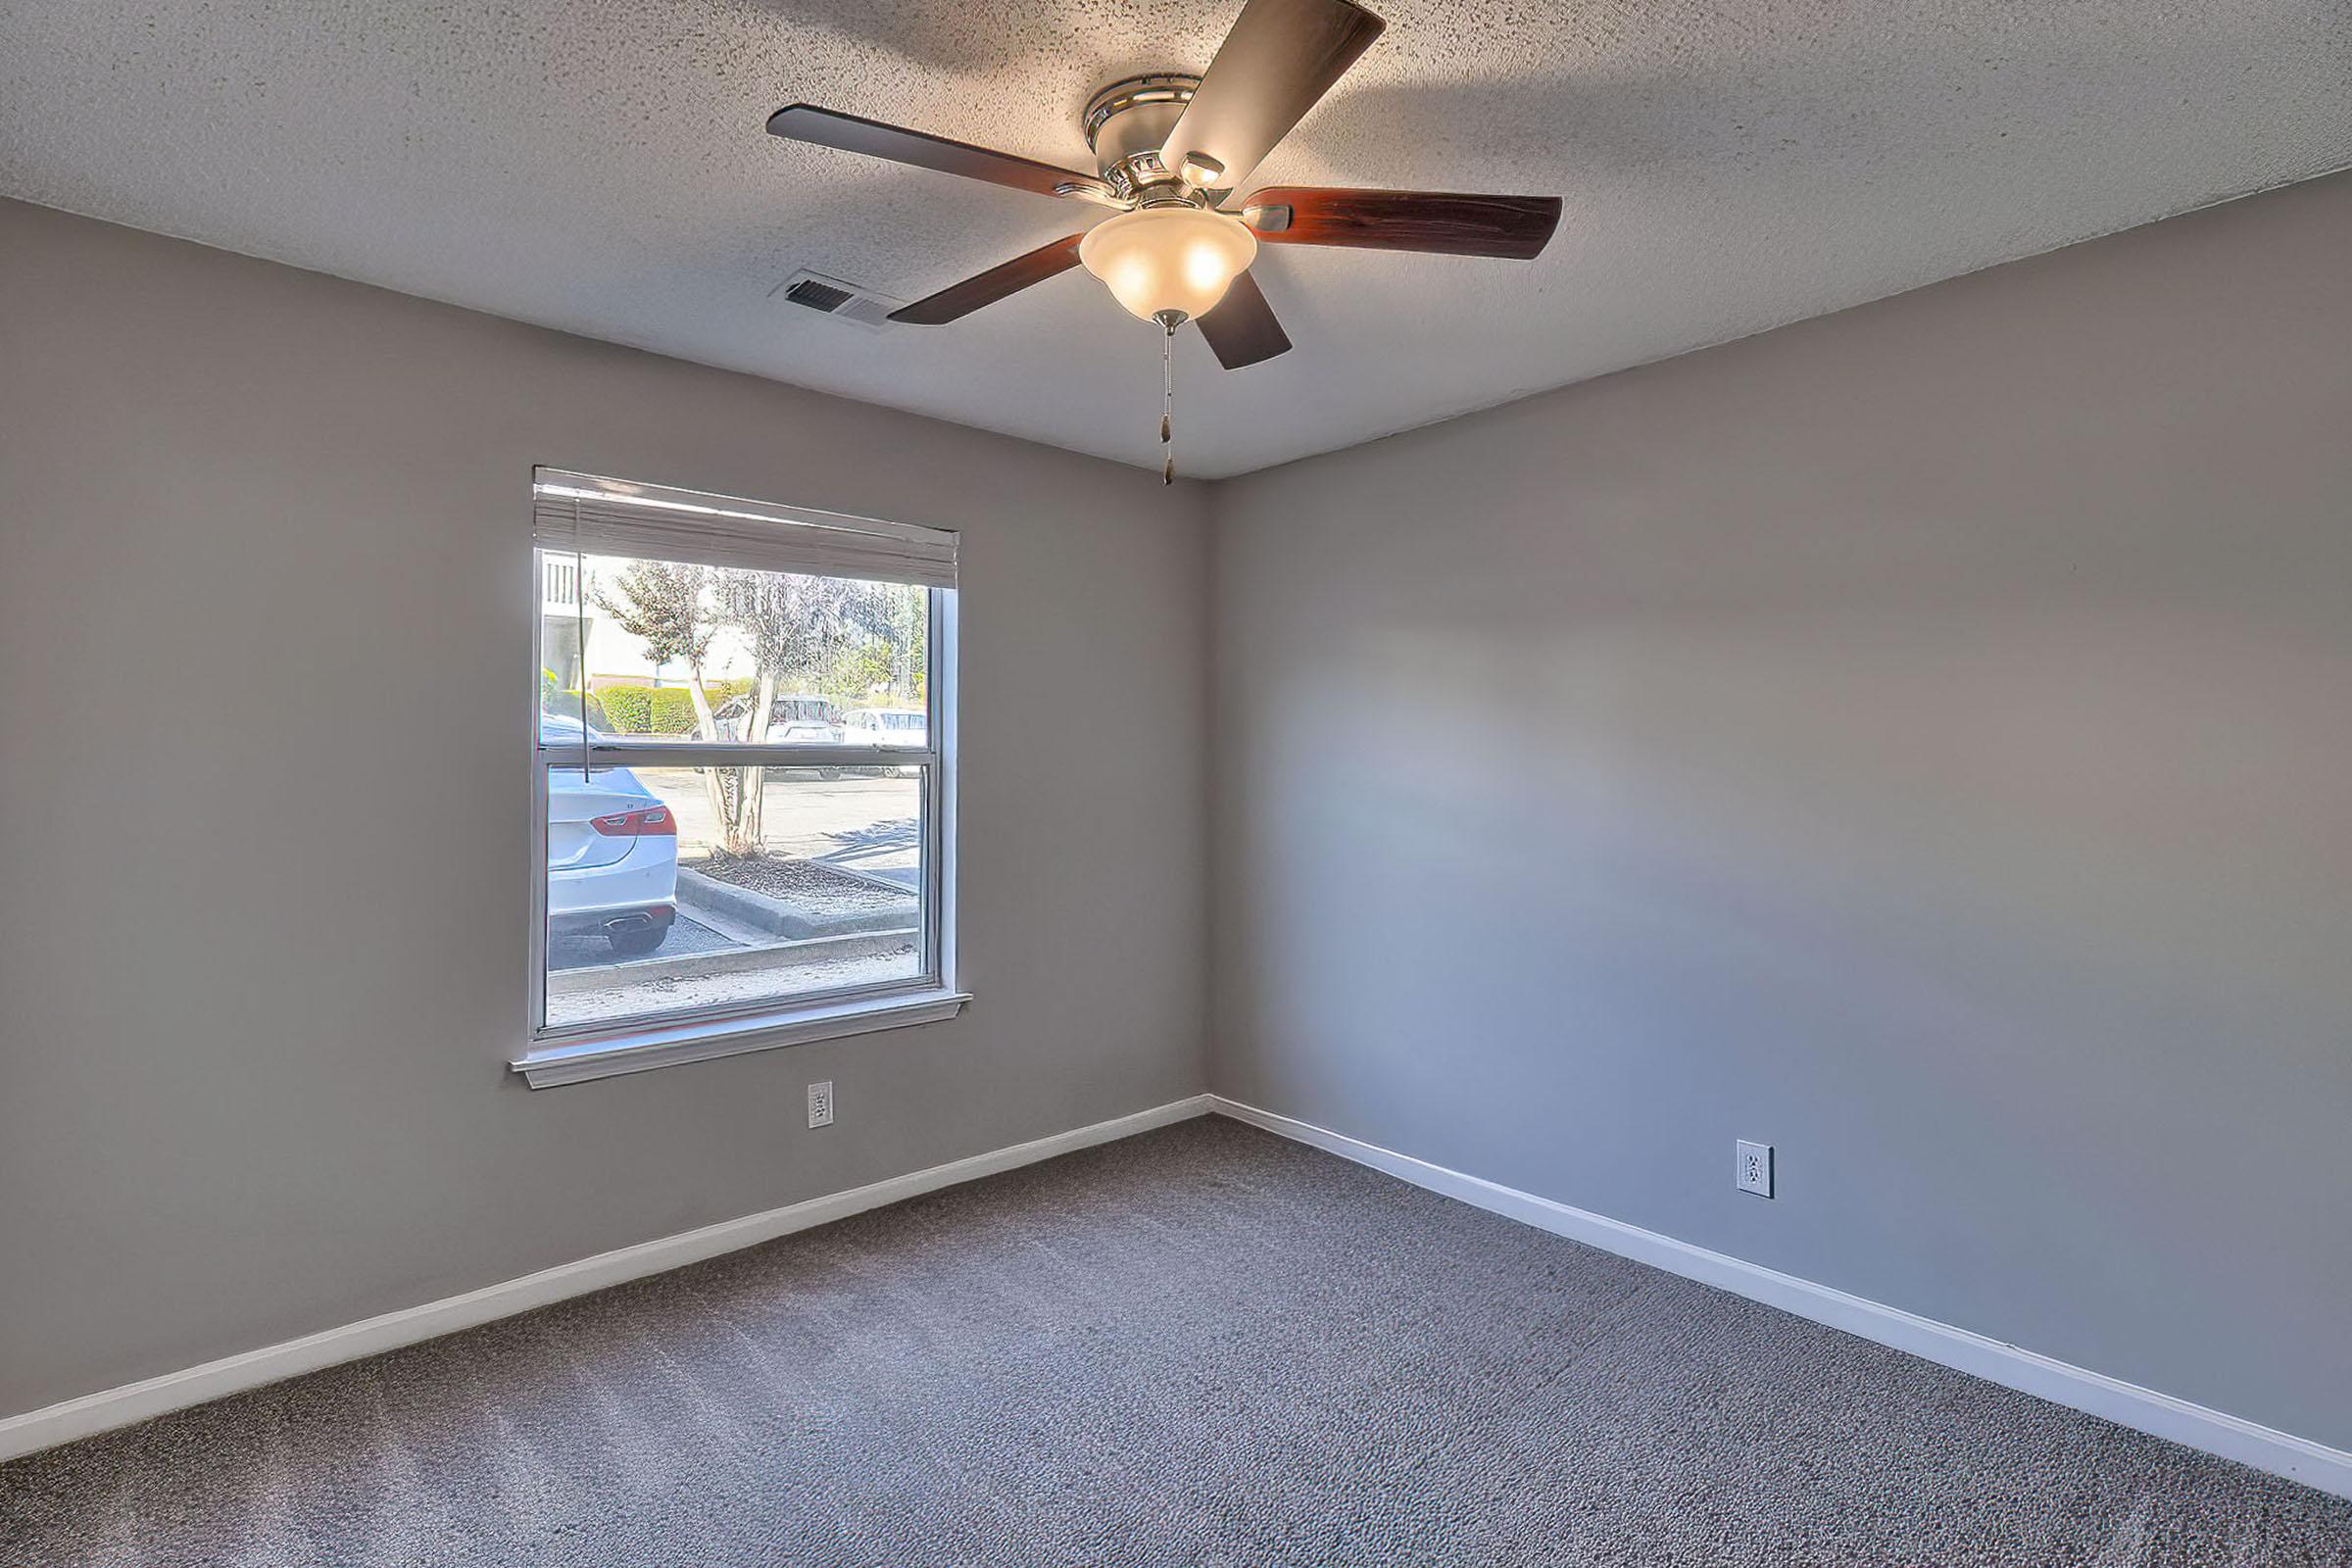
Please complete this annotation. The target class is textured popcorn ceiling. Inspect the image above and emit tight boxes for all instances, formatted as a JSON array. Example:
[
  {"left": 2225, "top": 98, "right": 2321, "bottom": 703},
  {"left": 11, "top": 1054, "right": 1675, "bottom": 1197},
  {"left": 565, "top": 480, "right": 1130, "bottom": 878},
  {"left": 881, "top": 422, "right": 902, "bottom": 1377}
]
[{"left": 3, "top": 2, "right": 2347, "bottom": 477}]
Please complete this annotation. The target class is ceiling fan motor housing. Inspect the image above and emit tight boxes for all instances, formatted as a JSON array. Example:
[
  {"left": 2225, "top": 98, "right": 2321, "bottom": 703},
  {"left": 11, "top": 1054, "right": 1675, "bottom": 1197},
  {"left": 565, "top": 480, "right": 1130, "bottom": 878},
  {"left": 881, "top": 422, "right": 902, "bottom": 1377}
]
[{"left": 1084, "top": 74, "right": 1202, "bottom": 203}]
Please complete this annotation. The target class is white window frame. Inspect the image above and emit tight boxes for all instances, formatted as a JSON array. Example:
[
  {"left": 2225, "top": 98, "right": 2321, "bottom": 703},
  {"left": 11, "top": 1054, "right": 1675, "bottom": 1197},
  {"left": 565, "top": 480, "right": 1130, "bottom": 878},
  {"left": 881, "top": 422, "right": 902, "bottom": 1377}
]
[{"left": 512, "top": 475, "right": 963, "bottom": 1089}]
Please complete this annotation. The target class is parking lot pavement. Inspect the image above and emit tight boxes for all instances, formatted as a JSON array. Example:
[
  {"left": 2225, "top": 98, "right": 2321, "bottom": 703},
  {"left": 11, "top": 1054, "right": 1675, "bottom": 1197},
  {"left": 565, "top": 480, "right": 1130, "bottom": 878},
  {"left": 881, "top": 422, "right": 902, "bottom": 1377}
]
[
  {"left": 636, "top": 766, "right": 922, "bottom": 889},
  {"left": 547, "top": 912, "right": 739, "bottom": 973}
]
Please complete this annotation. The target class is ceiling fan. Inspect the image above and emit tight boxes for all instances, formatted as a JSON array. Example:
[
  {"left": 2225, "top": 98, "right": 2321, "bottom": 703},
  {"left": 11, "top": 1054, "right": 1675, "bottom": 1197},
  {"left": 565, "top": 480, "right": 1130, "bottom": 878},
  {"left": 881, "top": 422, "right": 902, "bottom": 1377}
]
[{"left": 766, "top": 0, "right": 1560, "bottom": 476}]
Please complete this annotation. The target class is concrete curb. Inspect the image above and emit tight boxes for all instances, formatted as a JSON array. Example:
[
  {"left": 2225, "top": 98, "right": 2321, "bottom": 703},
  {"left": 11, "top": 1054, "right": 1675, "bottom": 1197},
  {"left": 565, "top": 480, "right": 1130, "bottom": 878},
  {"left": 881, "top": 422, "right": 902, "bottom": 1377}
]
[{"left": 546, "top": 927, "right": 915, "bottom": 995}]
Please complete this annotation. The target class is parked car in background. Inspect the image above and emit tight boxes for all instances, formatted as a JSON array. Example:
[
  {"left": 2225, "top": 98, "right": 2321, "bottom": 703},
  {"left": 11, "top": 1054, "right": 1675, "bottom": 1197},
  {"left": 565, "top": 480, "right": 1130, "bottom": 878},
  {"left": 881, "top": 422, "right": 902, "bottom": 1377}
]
[
  {"left": 710, "top": 693, "right": 848, "bottom": 777},
  {"left": 541, "top": 713, "right": 677, "bottom": 956},
  {"left": 711, "top": 693, "right": 846, "bottom": 745},
  {"left": 844, "top": 707, "right": 927, "bottom": 749},
  {"left": 844, "top": 706, "right": 927, "bottom": 776}
]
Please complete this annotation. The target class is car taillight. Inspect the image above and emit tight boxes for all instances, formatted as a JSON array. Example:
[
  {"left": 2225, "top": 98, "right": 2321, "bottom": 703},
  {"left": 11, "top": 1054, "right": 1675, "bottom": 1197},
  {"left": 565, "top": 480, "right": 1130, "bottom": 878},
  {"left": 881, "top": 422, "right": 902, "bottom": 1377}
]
[{"left": 590, "top": 806, "right": 675, "bottom": 837}]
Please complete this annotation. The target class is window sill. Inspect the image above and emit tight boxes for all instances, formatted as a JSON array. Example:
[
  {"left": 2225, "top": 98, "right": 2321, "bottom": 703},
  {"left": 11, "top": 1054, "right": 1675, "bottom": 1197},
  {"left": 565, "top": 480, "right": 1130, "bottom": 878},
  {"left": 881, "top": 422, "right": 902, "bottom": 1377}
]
[{"left": 511, "top": 989, "right": 970, "bottom": 1089}]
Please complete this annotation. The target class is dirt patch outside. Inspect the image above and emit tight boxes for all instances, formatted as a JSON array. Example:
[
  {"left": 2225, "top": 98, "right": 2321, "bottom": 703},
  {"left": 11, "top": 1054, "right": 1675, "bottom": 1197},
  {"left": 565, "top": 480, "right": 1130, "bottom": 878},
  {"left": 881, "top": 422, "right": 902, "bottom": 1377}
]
[{"left": 691, "top": 855, "right": 912, "bottom": 918}]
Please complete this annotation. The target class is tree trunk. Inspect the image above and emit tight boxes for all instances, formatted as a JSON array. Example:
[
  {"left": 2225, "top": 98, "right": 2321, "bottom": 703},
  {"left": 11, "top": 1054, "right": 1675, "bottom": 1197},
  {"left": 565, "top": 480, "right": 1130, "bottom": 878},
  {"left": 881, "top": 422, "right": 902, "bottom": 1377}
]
[
  {"left": 898, "top": 595, "right": 920, "bottom": 700},
  {"left": 686, "top": 665, "right": 732, "bottom": 853},
  {"left": 736, "top": 670, "right": 779, "bottom": 855}
]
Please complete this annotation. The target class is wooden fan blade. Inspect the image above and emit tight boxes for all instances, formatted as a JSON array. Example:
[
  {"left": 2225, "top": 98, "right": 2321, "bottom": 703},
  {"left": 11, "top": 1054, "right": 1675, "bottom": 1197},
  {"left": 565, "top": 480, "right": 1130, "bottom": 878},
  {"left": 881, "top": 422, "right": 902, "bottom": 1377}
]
[
  {"left": 1158, "top": 0, "right": 1385, "bottom": 194},
  {"left": 887, "top": 234, "right": 1089, "bottom": 325},
  {"left": 766, "top": 105, "right": 1110, "bottom": 202},
  {"left": 1240, "top": 187, "right": 1561, "bottom": 259},
  {"left": 1197, "top": 271, "right": 1293, "bottom": 368}
]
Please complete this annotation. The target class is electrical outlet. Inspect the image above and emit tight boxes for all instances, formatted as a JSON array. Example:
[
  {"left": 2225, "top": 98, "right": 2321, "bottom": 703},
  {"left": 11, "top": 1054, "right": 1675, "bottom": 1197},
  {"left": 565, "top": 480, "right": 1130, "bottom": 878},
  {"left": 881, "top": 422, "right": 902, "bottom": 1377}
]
[
  {"left": 807, "top": 1081, "right": 835, "bottom": 1129},
  {"left": 1736, "top": 1140, "right": 1774, "bottom": 1198}
]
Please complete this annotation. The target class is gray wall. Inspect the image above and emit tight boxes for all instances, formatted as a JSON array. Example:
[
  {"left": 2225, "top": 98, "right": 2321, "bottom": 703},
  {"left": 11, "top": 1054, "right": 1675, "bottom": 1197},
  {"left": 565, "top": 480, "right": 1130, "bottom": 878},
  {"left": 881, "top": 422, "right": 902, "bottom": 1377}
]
[
  {"left": 1211, "top": 172, "right": 2352, "bottom": 1448},
  {"left": 8, "top": 165, "right": 2349, "bottom": 1451},
  {"left": 0, "top": 199, "right": 1210, "bottom": 1421}
]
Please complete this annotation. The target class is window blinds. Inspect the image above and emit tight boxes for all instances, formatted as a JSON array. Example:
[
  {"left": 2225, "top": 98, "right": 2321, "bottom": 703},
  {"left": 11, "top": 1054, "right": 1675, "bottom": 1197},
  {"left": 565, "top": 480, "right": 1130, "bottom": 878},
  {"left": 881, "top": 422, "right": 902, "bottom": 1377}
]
[{"left": 531, "top": 468, "right": 957, "bottom": 590}]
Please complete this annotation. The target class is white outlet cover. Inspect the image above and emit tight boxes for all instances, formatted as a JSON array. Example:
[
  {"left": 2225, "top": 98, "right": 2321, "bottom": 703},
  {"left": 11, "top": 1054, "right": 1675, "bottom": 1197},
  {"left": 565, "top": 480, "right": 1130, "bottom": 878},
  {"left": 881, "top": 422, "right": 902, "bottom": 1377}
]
[
  {"left": 1736, "top": 1140, "right": 1774, "bottom": 1198},
  {"left": 807, "top": 1081, "right": 835, "bottom": 1129}
]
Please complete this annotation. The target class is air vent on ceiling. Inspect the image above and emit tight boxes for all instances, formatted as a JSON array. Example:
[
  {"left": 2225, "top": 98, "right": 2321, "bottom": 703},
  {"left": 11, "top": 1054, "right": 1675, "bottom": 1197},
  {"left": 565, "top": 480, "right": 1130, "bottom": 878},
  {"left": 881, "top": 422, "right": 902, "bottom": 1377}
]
[
  {"left": 770, "top": 269, "right": 902, "bottom": 331},
  {"left": 785, "top": 276, "right": 855, "bottom": 313}
]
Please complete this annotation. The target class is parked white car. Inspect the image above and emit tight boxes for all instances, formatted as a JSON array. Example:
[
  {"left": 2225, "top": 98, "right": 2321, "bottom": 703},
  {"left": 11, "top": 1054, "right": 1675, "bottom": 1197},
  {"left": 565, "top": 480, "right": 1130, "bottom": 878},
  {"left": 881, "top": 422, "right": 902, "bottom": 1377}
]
[
  {"left": 844, "top": 707, "right": 927, "bottom": 748},
  {"left": 712, "top": 693, "right": 845, "bottom": 745},
  {"left": 542, "top": 713, "right": 678, "bottom": 956}
]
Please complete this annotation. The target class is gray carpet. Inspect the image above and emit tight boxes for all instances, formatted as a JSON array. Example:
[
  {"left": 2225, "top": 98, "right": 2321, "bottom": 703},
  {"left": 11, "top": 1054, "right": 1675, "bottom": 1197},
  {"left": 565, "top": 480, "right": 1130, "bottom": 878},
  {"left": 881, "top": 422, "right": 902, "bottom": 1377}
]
[{"left": 4, "top": 1116, "right": 2347, "bottom": 1566}]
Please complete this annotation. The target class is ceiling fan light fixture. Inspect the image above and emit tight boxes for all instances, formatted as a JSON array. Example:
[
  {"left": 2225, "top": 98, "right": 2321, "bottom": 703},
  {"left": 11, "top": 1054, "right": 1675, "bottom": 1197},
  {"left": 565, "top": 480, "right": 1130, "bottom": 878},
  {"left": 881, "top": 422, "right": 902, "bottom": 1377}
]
[{"left": 1079, "top": 206, "right": 1258, "bottom": 324}]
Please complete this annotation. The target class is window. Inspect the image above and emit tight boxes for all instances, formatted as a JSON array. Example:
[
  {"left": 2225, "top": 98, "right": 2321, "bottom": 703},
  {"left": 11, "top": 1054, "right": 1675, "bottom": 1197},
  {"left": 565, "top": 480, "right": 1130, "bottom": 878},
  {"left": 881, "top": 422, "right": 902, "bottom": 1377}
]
[{"left": 515, "top": 469, "right": 961, "bottom": 1086}]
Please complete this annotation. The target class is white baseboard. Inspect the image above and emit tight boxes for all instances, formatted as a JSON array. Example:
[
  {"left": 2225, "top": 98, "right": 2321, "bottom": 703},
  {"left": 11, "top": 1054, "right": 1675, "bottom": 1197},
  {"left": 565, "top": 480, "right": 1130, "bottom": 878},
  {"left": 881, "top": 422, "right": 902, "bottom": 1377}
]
[
  {"left": 0, "top": 1094, "right": 1216, "bottom": 1463},
  {"left": 1210, "top": 1096, "right": 2352, "bottom": 1502},
  {"left": 15, "top": 1089, "right": 2344, "bottom": 1504}
]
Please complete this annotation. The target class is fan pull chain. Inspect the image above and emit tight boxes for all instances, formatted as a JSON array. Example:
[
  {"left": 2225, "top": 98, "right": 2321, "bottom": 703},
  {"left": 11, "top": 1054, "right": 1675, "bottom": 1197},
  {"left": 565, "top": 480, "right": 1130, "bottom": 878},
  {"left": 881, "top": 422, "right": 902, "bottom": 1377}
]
[{"left": 1160, "top": 318, "right": 1176, "bottom": 485}]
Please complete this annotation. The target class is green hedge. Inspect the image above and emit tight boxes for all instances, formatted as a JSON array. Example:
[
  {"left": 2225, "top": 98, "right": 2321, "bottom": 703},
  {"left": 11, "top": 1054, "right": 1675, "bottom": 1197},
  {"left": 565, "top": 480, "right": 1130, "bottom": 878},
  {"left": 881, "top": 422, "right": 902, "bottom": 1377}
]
[
  {"left": 592, "top": 683, "right": 709, "bottom": 735},
  {"left": 598, "top": 686, "right": 653, "bottom": 733},
  {"left": 649, "top": 688, "right": 700, "bottom": 734}
]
